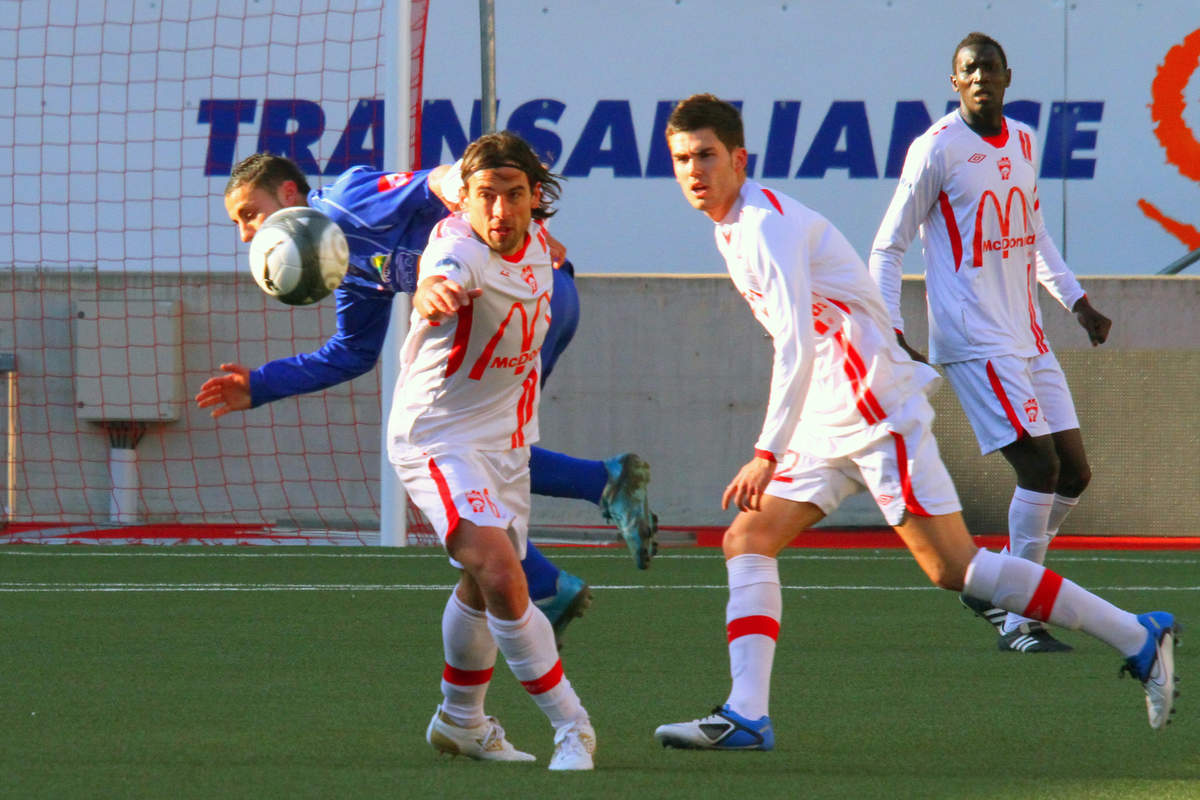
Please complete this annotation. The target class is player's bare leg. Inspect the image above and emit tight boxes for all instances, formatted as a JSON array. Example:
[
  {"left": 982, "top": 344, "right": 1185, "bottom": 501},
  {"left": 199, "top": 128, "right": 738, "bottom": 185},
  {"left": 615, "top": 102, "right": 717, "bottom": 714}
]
[
  {"left": 444, "top": 521, "right": 593, "bottom": 769},
  {"left": 657, "top": 496, "right": 824, "bottom": 750},
  {"left": 896, "top": 511, "right": 1179, "bottom": 729}
]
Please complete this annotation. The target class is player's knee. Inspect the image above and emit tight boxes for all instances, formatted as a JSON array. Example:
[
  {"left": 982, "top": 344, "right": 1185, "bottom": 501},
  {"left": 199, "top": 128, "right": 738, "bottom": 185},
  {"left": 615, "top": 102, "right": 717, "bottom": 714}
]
[{"left": 1056, "top": 461, "right": 1091, "bottom": 497}]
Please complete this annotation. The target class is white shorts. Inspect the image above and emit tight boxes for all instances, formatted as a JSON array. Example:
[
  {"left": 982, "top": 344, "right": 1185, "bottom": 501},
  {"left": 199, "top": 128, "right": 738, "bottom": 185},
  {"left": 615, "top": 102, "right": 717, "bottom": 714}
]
[
  {"left": 765, "top": 397, "right": 961, "bottom": 526},
  {"left": 943, "top": 351, "right": 1080, "bottom": 454},
  {"left": 392, "top": 445, "right": 531, "bottom": 566}
]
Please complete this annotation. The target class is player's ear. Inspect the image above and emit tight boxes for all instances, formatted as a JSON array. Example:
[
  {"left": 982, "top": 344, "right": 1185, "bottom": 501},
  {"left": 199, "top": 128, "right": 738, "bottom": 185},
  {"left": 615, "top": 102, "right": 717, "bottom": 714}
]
[
  {"left": 279, "top": 180, "right": 303, "bottom": 207},
  {"left": 733, "top": 147, "right": 748, "bottom": 174}
]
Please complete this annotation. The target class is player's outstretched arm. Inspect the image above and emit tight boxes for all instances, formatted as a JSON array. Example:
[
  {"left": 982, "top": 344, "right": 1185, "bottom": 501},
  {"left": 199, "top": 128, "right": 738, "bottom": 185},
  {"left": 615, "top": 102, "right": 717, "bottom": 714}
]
[
  {"left": 721, "top": 456, "right": 776, "bottom": 513},
  {"left": 1072, "top": 295, "right": 1112, "bottom": 346},
  {"left": 413, "top": 275, "right": 482, "bottom": 323},
  {"left": 195, "top": 363, "right": 252, "bottom": 418}
]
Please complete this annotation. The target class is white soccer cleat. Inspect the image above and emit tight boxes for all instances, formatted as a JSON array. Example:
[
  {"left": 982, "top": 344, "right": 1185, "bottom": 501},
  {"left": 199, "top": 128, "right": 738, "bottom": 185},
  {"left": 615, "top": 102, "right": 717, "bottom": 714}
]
[
  {"left": 425, "top": 706, "right": 536, "bottom": 762},
  {"left": 548, "top": 718, "right": 596, "bottom": 771},
  {"left": 654, "top": 704, "right": 774, "bottom": 750},
  {"left": 1121, "top": 612, "right": 1180, "bottom": 731}
]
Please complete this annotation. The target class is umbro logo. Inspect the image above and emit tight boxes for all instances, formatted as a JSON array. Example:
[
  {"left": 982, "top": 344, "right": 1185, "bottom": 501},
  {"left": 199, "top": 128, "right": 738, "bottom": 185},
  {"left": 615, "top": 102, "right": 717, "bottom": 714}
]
[{"left": 968, "top": 153, "right": 986, "bottom": 163}]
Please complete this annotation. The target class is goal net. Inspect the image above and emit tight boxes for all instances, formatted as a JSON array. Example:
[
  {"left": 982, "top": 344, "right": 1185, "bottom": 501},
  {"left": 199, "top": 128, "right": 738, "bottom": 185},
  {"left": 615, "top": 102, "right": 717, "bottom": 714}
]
[{"left": 1, "top": 0, "right": 436, "bottom": 545}]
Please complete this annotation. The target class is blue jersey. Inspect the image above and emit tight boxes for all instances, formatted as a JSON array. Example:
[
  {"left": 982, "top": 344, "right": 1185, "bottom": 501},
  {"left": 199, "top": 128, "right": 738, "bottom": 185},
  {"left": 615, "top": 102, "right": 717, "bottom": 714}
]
[{"left": 248, "top": 166, "right": 579, "bottom": 407}]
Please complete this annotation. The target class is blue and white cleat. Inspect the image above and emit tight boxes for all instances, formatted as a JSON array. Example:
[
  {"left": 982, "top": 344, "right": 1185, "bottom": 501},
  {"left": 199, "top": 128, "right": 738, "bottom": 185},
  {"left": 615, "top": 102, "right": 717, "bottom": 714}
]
[
  {"left": 654, "top": 705, "right": 774, "bottom": 751},
  {"left": 534, "top": 570, "right": 593, "bottom": 648},
  {"left": 1120, "top": 611, "right": 1180, "bottom": 730},
  {"left": 600, "top": 453, "right": 658, "bottom": 570}
]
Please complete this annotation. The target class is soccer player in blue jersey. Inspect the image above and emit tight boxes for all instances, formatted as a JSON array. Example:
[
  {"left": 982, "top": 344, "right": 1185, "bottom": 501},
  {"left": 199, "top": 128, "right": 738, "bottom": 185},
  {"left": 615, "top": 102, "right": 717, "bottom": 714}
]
[{"left": 198, "top": 153, "right": 659, "bottom": 641}]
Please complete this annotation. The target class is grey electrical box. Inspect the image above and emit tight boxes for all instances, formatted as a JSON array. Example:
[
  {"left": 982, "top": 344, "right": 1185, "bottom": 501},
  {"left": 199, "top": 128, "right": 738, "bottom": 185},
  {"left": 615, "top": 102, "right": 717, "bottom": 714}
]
[{"left": 72, "top": 300, "right": 183, "bottom": 422}]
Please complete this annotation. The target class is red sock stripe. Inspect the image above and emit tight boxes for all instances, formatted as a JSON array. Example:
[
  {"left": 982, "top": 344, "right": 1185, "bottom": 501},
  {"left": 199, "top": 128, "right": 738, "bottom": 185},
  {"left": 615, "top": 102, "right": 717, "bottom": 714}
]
[
  {"left": 519, "top": 660, "right": 564, "bottom": 695},
  {"left": 1022, "top": 569, "right": 1063, "bottom": 621},
  {"left": 725, "top": 615, "right": 781, "bottom": 643},
  {"left": 442, "top": 663, "right": 494, "bottom": 686}
]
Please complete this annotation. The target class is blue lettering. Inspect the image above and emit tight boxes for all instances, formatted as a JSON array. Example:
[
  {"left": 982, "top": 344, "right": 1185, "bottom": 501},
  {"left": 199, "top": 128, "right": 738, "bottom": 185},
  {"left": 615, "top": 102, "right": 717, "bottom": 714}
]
[
  {"left": 885, "top": 101, "right": 932, "bottom": 178},
  {"left": 762, "top": 101, "right": 801, "bottom": 179},
  {"left": 506, "top": 99, "right": 566, "bottom": 168},
  {"left": 563, "top": 100, "right": 641, "bottom": 177},
  {"left": 797, "top": 101, "right": 877, "bottom": 178},
  {"left": 1041, "top": 102, "right": 1102, "bottom": 179},
  {"left": 325, "top": 99, "right": 384, "bottom": 174},
  {"left": 256, "top": 99, "right": 325, "bottom": 173},
  {"left": 198, "top": 99, "right": 256, "bottom": 176},
  {"left": 1003, "top": 100, "right": 1041, "bottom": 130},
  {"left": 644, "top": 100, "right": 681, "bottom": 178},
  {"left": 420, "top": 99, "right": 484, "bottom": 166}
]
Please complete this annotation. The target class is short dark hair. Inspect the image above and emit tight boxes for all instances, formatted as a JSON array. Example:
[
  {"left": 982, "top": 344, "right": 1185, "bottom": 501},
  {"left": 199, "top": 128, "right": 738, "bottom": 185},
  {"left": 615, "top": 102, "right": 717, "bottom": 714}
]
[
  {"left": 952, "top": 32, "right": 1008, "bottom": 72},
  {"left": 460, "top": 131, "right": 562, "bottom": 220},
  {"left": 225, "top": 153, "right": 311, "bottom": 199},
  {"left": 665, "top": 93, "right": 745, "bottom": 153}
]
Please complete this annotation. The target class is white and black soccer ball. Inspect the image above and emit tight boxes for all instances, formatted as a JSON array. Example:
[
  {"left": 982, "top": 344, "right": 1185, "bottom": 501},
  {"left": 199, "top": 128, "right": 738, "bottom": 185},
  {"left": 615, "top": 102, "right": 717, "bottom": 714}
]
[{"left": 248, "top": 206, "right": 349, "bottom": 306}]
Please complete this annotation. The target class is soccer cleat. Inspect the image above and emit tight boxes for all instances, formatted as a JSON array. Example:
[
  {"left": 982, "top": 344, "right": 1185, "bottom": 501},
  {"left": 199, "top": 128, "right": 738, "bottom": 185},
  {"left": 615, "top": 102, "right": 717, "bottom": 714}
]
[
  {"left": 654, "top": 704, "right": 774, "bottom": 751},
  {"left": 600, "top": 453, "right": 658, "bottom": 570},
  {"left": 548, "top": 718, "right": 596, "bottom": 771},
  {"left": 996, "top": 621, "right": 1074, "bottom": 653},
  {"left": 534, "top": 570, "right": 593, "bottom": 648},
  {"left": 959, "top": 593, "right": 1006, "bottom": 633},
  {"left": 1120, "top": 612, "right": 1180, "bottom": 730},
  {"left": 425, "top": 706, "right": 536, "bottom": 762}
]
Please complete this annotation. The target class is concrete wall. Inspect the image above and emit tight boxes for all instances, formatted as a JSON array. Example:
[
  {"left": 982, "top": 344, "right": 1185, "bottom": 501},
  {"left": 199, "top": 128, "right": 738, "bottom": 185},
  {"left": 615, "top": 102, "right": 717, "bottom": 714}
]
[{"left": 1, "top": 272, "right": 1197, "bottom": 535}]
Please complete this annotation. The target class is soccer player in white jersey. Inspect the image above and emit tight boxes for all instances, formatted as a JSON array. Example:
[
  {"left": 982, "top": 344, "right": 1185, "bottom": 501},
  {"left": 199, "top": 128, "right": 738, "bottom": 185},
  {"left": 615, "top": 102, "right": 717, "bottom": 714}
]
[
  {"left": 653, "top": 93, "right": 1177, "bottom": 749},
  {"left": 387, "top": 132, "right": 595, "bottom": 770},
  {"left": 869, "top": 32, "right": 1113, "bottom": 653}
]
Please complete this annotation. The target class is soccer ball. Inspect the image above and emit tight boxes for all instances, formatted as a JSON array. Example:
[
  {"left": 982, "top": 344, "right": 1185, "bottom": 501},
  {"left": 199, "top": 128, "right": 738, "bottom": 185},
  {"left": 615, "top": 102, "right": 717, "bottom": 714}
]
[{"left": 248, "top": 206, "right": 350, "bottom": 306}]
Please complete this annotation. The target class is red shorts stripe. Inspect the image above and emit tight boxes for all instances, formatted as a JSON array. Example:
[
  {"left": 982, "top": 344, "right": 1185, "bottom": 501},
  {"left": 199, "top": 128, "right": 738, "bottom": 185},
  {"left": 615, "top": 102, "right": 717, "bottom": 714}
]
[
  {"left": 985, "top": 360, "right": 1028, "bottom": 440},
  {"left": 442, "top": 663, "right": 494, "bottom": 686},
  {"left": 1022, "top": 569, "right": 1063, "bottom": 621},
  {"left": 519, "top": 660, "right": 564, "bottom": 695},
  {"left": 428, "top": 457, "right": 461, "bottom": 537},
  {"left": 726, "top": 615, "right": 781, "bottom": 642},
  {"left": 889, "top": 431, "right": 931, "bottom": 517}
]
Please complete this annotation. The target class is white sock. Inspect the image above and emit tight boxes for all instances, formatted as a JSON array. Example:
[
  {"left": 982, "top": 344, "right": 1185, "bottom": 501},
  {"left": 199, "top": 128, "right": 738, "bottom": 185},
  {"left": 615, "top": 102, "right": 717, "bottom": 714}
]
[
  {"left": 723, "top": 554, "right": 781, "bottom": 721},
  {"left": 439, "top": 592, "right": 496, "bottom": 728},
  {"left": 487, "top": 604, "right": 587, "bottom": 730},
  {"left": 964, "top": 549, "right": 1147, "bottom": 656},
  {"left": 1046, "top": 493, "right": 1080, "bottom": 538},
  {"left": 1003, "top": 487, "right": 1055, "bottom": 632}
]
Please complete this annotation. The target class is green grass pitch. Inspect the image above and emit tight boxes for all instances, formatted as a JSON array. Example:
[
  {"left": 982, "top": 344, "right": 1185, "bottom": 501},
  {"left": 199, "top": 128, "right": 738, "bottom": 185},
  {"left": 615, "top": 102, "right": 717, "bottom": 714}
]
[{"left": 0, "top": 545, "right": 1196, "bottom": 799}]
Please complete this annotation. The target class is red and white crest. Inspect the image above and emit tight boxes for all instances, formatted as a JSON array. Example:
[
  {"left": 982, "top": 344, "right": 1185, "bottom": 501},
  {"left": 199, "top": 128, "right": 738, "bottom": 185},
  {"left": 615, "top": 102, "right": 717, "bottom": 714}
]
[
  {"left": 1023, "top": 397, "right": 1039, "bottom": 423},
  {"left": 466, "top": 489, "right": 486, "bottom": 512},
  {"left": 997, "top": 157, "right": 1012, "bottom": 180},
  {"left": 376, "top": 171, "right": 414, "bottom": 192},
  {"left": 521, "top": 264, "right": 538, "bottom": 293}
]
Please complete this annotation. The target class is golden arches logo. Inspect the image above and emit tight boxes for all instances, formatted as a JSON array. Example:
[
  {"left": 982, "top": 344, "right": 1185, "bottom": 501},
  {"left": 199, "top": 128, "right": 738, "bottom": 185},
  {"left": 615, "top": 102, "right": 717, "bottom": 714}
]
[{"left": 1139, "top": 28, "right": 1200, "bottom": 250}]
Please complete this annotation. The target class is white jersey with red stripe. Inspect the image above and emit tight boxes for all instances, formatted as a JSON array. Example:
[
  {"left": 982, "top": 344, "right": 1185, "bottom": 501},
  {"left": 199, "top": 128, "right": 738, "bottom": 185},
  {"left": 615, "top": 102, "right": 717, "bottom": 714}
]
[
  {"left": 868, "top": 111, "right": 1085, "bottom": 364},
  {"left": 387, "top": 212, "right": 553, "bottom": 453},
  {"left": 716, "top": 180, "right": 939, "bottom": 460}
]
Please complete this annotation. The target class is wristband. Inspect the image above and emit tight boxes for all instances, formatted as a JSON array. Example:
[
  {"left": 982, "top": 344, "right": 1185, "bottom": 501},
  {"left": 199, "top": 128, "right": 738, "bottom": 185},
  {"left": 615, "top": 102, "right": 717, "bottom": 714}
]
[{"left": 754, "top": 449, "right": 777, "bottom": 463}]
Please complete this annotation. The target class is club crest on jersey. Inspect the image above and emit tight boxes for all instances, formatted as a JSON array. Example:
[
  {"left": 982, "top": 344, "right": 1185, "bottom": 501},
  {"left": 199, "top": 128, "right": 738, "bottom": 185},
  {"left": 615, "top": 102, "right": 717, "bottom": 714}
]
[
  {"left": 376, "top": 171, "right": 414, "bottom": 192},
  {"left": 371, "top": 252, "right": 392, "bottom": 282},
  {"left": 1023, "top": 397, "right": 1040, "bottom": 423},
  {"left": 521, "top": 264, "right": 538, "bottom": 293},
  {"left": 968, "top": 153, "right": 986, "bottom": 164},
  {"left": 997, "top": 157, "right": 1012, "bottom": 180}
]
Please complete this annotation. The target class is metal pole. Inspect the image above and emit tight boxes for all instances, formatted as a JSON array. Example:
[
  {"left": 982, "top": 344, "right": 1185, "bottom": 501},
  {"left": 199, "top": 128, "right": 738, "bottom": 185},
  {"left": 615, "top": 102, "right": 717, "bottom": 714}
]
[
  {"left": 1157, "top": 247, "right": 1200, "bottom": 275},
  {"left": 379, "top": 0, "right": 413, "bottom": 547},
  {"left": 1, "top": 354, "right": 15, "bottom": 524},
  {"left": 479, "top": 0, "right": 497, "bottom": 133}
]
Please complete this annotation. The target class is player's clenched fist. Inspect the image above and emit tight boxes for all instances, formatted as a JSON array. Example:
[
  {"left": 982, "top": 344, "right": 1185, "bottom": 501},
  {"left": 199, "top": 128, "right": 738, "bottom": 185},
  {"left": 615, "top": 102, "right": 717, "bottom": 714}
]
[{"left": 413, "top": 275, "right": 483, "bottom": 323}]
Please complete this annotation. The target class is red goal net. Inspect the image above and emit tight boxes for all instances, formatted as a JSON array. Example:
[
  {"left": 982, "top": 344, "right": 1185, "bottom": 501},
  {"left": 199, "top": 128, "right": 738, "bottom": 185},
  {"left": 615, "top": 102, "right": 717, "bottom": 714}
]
[{"left": 1, "top": 0, "right": 435, "bottom": 545}]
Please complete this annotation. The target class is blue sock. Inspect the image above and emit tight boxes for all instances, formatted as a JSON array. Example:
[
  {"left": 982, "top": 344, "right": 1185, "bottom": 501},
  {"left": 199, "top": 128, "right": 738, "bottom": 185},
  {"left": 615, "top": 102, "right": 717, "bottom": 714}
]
[
  {"left": 522, "top": 542, "right": 561, "bottom": 602},
  {"left": 529, "top": 446, "right": 608, "bottom": 504}
]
